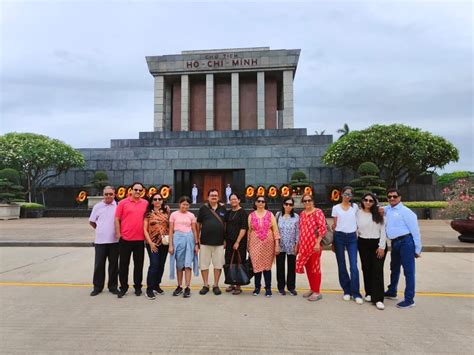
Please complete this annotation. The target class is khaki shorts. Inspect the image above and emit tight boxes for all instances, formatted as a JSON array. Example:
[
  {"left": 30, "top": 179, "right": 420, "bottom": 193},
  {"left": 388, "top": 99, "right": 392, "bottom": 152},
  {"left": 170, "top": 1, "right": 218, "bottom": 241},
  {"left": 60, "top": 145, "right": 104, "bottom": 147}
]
[{"left": 199, "top": 244, "right": 225, "bottom": 270}]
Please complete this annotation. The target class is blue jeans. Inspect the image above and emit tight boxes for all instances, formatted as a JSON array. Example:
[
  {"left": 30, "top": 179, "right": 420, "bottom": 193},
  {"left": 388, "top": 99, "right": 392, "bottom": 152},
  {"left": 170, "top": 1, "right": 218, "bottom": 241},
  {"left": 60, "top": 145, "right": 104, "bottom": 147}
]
[
  {"left": 387, "top": 235, "right": 416, "bottom": 303},
  {"left": 146, "top": 244, "right": 169, "bottom": 292},
  {"left": 334, "top": 231, "right": 361, "bottom": 298}
]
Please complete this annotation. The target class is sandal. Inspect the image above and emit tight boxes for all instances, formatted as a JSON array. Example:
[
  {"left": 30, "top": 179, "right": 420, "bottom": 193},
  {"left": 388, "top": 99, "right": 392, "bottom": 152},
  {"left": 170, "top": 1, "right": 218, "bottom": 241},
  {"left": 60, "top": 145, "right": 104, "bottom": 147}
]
[
  {"left": 232, "top": 287, "right": 242, "bottom": 295},
  {"left": 225, "top": 285, "right": 235, "bottom": 293}
]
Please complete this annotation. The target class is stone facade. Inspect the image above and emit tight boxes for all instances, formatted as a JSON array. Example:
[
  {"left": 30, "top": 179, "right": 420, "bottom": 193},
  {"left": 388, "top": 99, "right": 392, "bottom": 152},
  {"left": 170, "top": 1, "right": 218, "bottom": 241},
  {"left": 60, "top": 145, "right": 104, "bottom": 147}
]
[
  {"left": 146, "top": 47, "right": 300, "bottom": 132},
  {"left": 54, "top": 129, "right": 353, "bottom": 202}
]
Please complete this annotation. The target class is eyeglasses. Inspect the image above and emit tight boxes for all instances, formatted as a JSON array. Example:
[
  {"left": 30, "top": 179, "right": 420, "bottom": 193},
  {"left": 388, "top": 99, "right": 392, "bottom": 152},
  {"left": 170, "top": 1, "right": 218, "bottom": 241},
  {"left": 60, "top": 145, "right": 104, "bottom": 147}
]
[
  {"left": 284, "top": 203, "right": 294, "bottom": 207},
  {"left": 363, "top": 198, "right": 374, "bottom": 203},
  {"left": 104, "top": 193, "right": 114, "bottom": 196},
  {"left": 302, "top": 199, "right": 312, "bottom": 203},
  {"left": 133, "top": 189, "right": 143, "bottom": 192},
  {"left": 387, "top": 195, "right": 399, "bottom": 199},
  {"left": 256, "top": 200, "right": 265, "bottom": 203},
  {"left": 342, "top": 193, "right": 352, "bottom": 197},
  {"left": 153, "top": 198, "right": 162, "bottom": 201}
]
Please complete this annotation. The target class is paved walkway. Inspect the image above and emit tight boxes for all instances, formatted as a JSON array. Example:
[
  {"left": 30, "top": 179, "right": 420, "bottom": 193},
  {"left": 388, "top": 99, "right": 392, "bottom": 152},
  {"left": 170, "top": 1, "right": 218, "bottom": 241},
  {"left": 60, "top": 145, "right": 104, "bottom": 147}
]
[
  {"left": 0, "top": 217, "right": 472, "bottom": 252},
  {"left": 0, "top": 247, "right": 473, "bottom": 354}
]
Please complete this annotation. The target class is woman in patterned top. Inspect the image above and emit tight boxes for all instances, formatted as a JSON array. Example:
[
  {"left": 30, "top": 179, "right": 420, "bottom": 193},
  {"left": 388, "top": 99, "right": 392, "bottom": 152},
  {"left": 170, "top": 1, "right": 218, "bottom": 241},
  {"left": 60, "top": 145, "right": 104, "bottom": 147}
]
[
  {"left": 296, "top": 193, "right": 327, "bottom": 302},
  {"left": 248, "top": 196, "right": 280, "bottom": 297},
  {"left": 275, "top": 198, "right": 299, "bottom": 296},
  {"left": 143, "top": 193, "right": 169, "bottom": 300}
]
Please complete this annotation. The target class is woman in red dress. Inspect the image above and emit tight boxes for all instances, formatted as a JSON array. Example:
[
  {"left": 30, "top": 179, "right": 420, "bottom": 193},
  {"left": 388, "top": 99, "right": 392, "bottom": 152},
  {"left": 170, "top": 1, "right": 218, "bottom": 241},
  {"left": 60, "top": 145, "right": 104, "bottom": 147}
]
[{"left": 296, "top": 193, "right": 327, "bottom": 301}]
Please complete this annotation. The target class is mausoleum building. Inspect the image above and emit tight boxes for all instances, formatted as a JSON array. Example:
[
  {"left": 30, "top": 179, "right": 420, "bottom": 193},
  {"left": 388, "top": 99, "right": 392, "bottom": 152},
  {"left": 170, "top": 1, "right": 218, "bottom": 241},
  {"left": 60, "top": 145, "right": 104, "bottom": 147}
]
[{"left": 54, "top": 47, "right": 351, "bottom": 204}]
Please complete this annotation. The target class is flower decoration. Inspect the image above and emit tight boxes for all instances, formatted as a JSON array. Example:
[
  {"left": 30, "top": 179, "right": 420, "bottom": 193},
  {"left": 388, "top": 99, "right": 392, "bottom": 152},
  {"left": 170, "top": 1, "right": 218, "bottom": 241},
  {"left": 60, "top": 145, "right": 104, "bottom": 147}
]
[
  {"left": 160, "top": 185, "right": 171, "bottom": 200},
  {"left": 76, "top": 190, "right": 87, "bottom": 204},
  {"left": 280, "top": 185, "right": 291, "bottom": 198},
  {"left": 256, "top": 186, "right": 266, "bottom": 197},
  {"left": 127, "top": 187, "right": 133, "bottom": 197},
  {"left": 441, "top": 178, "right": 474, "bottom": 219},
  {"left": 147, "top": 186, "right": 158, "bottom": 198},
  {"left": 330, "top": 187, "right": 342, "bottom": 203},
  {"left": 116, "top": 186, "right": 126, "bottom": 200},
  {"left": 304, "top": 186, "right": 313, "bottom": 196},
  {"left": 268, "top": 185, "right": 278, "bottom": 198},
  {"left": 140, "top": 188, "right": 147, "bottom": 198},
  {"left": 245, "top": 185, "right": 255, "bottom": 198}
]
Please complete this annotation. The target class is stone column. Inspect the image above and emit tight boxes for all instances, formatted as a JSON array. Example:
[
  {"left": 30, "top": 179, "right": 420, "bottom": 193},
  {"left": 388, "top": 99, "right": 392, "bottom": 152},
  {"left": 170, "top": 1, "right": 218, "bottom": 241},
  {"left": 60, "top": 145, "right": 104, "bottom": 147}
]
[
  {"left": 153, "top": 76, "right": 165, "bottom": 131},
  {"left": 257, "top": 71, "right": 265, "bottom": 129},
  {"left": 164, "top": 83, "right": 172, "bottom": 131},
  {"left": 282, "top": 70, "right": 294, "bottom": 128},
  {"left": 206, "top": 74, "right": 214, "bottom": 130},
  {"left": 180, "top": 74, "right": 190, "bottom": 131},
  {"left": 231, "top": 73, "right": 239, "bottom": 130}
]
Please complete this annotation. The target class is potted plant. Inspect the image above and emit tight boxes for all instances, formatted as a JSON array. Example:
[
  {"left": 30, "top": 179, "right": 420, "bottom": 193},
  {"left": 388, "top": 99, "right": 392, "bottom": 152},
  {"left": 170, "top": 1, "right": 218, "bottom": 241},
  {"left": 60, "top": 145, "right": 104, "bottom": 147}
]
[
  {"left": 84, "top": 171, "right": 109, "bottom": 209},
  {"left": 0, "top": 168, "right": 25, "bottom": 220},
  {"left": 19, "top": 202, "right": 45, "bottom": 218},
  {"left": 442, "top": 178, "right": 474, "bottom": 243},
  {"left": 289, "top": 171, "right": 312, "bottom": 207}
]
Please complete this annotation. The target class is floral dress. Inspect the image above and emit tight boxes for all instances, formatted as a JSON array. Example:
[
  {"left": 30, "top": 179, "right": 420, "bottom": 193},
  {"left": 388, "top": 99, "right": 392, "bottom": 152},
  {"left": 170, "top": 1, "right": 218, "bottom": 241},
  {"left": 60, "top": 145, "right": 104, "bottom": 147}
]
[
  {"left": 296, "top": 209, "right": 326, "bottom": 274},
  {"left": 248, "top": 211, "right": 280, "bottom": 273}
]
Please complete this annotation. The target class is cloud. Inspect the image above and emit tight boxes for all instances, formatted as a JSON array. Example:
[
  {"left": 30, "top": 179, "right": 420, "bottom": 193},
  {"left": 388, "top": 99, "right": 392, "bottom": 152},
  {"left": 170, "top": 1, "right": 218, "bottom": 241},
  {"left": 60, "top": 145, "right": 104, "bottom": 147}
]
[{"left": 0, "top": 0, "right": 472, "bottom": 173}]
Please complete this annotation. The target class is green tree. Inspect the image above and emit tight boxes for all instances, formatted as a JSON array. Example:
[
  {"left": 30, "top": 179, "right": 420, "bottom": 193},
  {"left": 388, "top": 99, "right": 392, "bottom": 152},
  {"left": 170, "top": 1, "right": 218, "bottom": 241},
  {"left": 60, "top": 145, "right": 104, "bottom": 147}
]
[
  {"left": 337, "top": 123, "right": 350, "bottom": 139},
  {"left": 0, "top": 168, "right": 25, "bottom": 203},
  {"left": 321, "top": 124, "right": 459, "bottom": 188},
  {"left": 349, "top": 162, "right": 386, "bottom": 201},
  {"left": 0, "top": 132, "right": 85, "bottom": 203}
]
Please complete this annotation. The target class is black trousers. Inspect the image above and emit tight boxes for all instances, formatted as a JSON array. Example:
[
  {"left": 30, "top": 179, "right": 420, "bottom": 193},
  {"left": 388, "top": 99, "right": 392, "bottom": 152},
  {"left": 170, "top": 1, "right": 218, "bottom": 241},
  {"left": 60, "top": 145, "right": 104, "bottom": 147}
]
[
  {"left": 119, "top": 239, "right": 144, "bottom": 292},
  {"left": 276, "top": 252, "right": 296, "bottom": 291},
  {"left": 93, "top": 243, "right": 119, "bottom": 292},
  {"left": 358, "top": 238, "right": 386, "bottom": 303}
]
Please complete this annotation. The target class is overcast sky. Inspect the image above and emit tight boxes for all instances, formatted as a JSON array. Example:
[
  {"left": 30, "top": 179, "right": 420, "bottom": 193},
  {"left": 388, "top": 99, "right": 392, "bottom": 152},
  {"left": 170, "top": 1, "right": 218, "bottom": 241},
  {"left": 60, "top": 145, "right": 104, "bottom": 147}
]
[{"left": 1, "top": 0, "right": 472, "bottom": 172}]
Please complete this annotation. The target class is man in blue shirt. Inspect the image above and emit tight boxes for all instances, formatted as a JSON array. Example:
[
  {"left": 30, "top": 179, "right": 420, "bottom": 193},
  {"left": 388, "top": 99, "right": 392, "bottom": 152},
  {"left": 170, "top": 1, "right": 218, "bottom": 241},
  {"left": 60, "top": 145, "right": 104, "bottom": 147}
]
[{"left": 383, "top": 188, "right": 422, "bottom": 309}]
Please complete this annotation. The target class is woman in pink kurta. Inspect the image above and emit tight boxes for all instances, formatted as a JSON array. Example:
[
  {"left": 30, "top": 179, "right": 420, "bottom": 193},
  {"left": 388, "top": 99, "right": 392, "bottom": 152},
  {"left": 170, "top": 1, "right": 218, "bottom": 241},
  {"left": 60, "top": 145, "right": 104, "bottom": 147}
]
[{"left": 248, "top": 196, "right": 280, "bottom": 297}]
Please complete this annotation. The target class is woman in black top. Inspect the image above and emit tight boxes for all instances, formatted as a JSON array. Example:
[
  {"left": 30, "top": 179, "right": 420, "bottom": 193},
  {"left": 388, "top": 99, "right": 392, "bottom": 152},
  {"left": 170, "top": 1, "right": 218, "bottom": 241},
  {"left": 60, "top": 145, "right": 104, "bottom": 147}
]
[{"left": 224, "top": 193, "right": 248, "bottom": 295}]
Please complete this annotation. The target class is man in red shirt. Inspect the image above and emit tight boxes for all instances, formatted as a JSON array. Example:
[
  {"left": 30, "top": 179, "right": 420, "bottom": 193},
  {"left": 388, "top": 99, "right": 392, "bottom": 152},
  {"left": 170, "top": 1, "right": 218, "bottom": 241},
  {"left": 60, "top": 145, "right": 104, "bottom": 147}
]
[{"left": 115, "top": 182, "right": 148, "bottom": 298}]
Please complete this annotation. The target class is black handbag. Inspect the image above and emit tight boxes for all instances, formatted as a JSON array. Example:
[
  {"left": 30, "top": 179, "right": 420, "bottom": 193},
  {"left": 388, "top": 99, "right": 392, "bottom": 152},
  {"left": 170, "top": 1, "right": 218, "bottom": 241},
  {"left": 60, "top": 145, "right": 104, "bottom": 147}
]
[{"left": 224, "top": 250, "right": 253, "bottom": 286}]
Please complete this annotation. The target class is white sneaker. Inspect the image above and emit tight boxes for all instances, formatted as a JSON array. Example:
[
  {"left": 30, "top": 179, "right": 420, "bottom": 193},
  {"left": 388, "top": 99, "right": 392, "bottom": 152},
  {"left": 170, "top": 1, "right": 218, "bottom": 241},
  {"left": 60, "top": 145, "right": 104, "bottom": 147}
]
[
  {"left": 355, "top": 297, "right": 364, "bottom": 305},
  {"left": 376, "top": 302, "right": 385, "bottom": 310},
  {"left": 343, "top": 294, "right": 351, "bottom": 301},
  {"left": 365, "top": 295, "right": 371, "bottom": 302}
]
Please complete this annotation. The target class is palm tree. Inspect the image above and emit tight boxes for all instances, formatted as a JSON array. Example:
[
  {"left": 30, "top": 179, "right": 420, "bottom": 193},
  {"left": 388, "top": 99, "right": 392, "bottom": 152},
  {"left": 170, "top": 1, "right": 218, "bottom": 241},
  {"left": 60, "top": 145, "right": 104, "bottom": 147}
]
[{"left": 337, "top": 123, "right": 350, "bottom": 138}]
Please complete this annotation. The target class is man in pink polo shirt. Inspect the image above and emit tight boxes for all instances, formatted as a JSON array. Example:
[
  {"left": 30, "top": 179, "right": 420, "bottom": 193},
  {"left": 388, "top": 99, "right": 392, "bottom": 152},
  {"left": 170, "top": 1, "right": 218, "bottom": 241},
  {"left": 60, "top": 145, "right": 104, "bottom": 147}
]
[{"left": 115, "top": 182, "right": 148, "bottom": 298}]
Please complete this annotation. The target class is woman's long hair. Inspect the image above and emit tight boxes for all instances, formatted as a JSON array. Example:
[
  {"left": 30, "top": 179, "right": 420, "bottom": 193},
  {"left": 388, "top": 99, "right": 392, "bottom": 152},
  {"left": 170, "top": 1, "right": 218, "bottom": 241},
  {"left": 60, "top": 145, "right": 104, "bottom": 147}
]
[
  {"left": 146, "top": 193, "right": 168, "bottom": 215},
  {"left": 360, "top": 192, "right": 383, "bottom": 224}
]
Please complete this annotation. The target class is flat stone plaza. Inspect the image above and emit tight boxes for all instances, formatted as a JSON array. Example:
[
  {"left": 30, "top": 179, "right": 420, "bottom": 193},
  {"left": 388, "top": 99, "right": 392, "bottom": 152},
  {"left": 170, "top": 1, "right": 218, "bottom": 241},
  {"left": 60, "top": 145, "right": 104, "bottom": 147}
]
[{"left": 0, "top": 218, "right": 473, "bottom": 354}]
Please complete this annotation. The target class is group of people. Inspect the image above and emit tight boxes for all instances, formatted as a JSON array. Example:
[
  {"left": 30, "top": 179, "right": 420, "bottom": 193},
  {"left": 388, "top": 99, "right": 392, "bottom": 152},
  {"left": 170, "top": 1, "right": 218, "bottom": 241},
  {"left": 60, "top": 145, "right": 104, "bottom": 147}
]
[{"left": 88, "top": 182, "right": 421, "bottom": 310}]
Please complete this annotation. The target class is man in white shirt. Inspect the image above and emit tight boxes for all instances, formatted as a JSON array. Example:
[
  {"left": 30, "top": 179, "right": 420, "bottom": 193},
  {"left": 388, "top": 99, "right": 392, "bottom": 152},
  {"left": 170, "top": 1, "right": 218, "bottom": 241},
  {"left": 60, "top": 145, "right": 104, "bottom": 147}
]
[
  {"left": 192, "top": 184, "right": 198, "bottom": 204},
  {"left": 88, "top": 186, "right": 119, "bottom": 296}
]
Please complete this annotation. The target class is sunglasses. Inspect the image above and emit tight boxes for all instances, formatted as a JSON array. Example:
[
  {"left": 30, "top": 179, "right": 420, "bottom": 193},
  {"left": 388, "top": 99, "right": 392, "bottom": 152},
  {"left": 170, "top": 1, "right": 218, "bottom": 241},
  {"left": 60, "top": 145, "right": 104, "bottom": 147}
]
[
  {"left": 153, "top": 198, "right": 162, "bottom": 201},
  {"left": 104, "top": 193, "right": 114, "bottom": 196},
  {"left": 133, "top": 189, "right": 143, "bottom": 192},
  {"left": 284, "top": 203, "right": 294, "bottom": 207},
  {"left": 302, "top": 199, "right": 312, "bottom": 203},
  {"left": 256, "top": 200, "right": 265, "bottom": 203},
  {"left": 363, "top": 198, "right": 374, "bottom": 203},
  {"left": 387, "top": 195, "right": 399, "bottom": 199},
  {"left": 342, "top": 193, "right": 352, "bottom": 197}
]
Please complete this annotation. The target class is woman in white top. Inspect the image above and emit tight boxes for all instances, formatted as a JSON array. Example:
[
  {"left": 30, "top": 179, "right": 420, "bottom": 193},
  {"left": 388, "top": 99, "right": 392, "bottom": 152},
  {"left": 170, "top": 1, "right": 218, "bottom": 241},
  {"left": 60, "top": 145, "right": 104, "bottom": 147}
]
[
  {"left": 331, "top": 186, "right": 363, "bottom": 304},
  {"left": 357, "top": 192, "right": 387, "bottom": 310}
]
